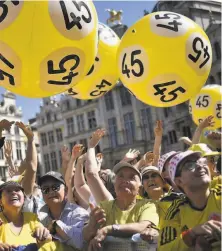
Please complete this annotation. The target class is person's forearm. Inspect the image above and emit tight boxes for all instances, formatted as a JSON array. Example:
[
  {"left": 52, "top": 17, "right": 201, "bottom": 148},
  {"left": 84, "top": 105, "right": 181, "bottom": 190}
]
[
  {"left": 74, "top": 162, "right": 91, "bottom": 203},
  {"left": 106, "top": 221, "right": 152, "bottom": 237},
  {"left": 153, "top": 136, "right": 162, "bottom": 166},
  {"left": 6, "top": 157, "right": 15, "bottom": 170},
  {"left": 86, "top": 148, "right": 113, "bottom": 203},
  {"left": 22, "top": 140, "right": 37, "bottom": 196},
  {"left": 192, "top": 127, "right": 204, "bottom": 144},
  {"left": 61, "top": 160, "right": 69, "bottom": 178},
  {"left": 83, "top": 224, "right": 97, "bottom": 242},
  {"left": 65, "top": 158, "right": 75, "bottom": 186}
]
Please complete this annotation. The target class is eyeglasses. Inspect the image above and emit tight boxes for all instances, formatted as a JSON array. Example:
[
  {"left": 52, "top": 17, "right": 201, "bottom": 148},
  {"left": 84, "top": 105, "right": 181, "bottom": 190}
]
[
  {"left": 176, "top": 159, "right": 208, "bottom": 177},
  {"left": 41, "top": 184, "right": 61, "bottom": 195}
]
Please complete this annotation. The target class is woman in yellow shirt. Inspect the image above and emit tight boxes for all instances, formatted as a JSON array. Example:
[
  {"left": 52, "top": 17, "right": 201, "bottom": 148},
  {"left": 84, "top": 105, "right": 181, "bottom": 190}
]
[{"left": 0, "top": 181, "right": 52, "bottom": 250}]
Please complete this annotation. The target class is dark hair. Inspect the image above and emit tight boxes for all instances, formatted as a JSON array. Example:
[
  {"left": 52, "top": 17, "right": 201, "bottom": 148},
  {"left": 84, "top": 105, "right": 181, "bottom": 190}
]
[{"left": 216, "top": 156, "right": 221, "bottom": 174}]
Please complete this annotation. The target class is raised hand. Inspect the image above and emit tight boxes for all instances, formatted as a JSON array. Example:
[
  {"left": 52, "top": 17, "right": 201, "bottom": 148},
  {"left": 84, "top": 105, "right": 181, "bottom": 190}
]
[
  {"left": 143, "top": 151, "right": 155, "bottom": 166},
  {"left": 71, "top": 144, "right": 85, "bottom": 160},
  {"left": 4, "top": 141, "right": 13, "bottom": 160},
  {"left": 15, "top": 121, "right": 34, "bottom": 141},
  {"left": 199, "top": 115, "right": 215, "bottom": 129},
  {"left": 89, "top": 129, "right": 106, "bottom": 148},
  {"left": 61, "top": 146, "right": 71, "bottom": 162},
  {"left": 0, "top": 119, "right": 14, "bottom": 132},
  {"left": 154, "top": 120, "right": 163, "bottom": 137},
  {"left": 122, "top": 148, "right": 140, "bottom": 163}
]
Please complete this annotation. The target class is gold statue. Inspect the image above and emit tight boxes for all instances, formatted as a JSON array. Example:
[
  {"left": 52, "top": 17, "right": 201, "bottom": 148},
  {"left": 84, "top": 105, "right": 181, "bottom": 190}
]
[{"left": 105, "top": 9, "right": 123, "bottom": 26}]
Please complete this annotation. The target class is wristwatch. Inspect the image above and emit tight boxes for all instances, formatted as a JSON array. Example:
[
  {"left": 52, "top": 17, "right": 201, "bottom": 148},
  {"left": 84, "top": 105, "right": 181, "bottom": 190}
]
[
  {"left": 112, "top": 224, "right": 120, "bottom": 234},
  {"left": 50, "top": 221, "right": 57, "bottom": 235}
]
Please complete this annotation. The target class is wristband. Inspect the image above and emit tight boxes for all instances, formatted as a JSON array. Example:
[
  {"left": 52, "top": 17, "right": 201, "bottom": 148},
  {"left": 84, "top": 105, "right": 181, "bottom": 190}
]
[{"left": 50, "top": 221, "right": 57, "bottom": 235}]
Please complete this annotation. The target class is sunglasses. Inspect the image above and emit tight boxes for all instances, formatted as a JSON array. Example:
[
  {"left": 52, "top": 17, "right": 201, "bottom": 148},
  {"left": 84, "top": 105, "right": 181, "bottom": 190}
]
[{"left": 41, "top": 184, "right": 61, "bottom": 195}]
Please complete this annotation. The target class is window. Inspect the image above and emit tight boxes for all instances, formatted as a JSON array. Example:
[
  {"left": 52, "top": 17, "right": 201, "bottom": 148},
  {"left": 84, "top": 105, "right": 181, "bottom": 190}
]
[
  {"left": 214, "top": 42, "right": 221, "bottom": 60},
  {"left": 0, "top": 148, "right": 4, "bottom": 160},
  {"left": 0, "top": 167, "right": 6, "bottom": 180},
  {"left": 79, "top": 139, "right": 87, "bottom": 151},
  {"left": 163, "top": 108, "right": 171, "bottom": 118},
  {"left": 46, "top": 113, "right": 51, "bottom": 123},
  {"left": 44, "top": 154, "right": 51, "bottom": 172},
  {"left": 65, "top": 100, "right": 70, "bottom": 110},
  {"left": 168, "top": 130, "right": 178, "bottom": 144},
  {"left": 16, "top": 142, "right": 22, "bottom": 160},
  {"left": 88, "top": 110, "right": 97, "bottom": 129},
  {"left": 182, "top": 126, "right": 192, "bottom": 139},
  {"left": 40, "top": 133, "right": 47, "bottom": 146},
  {"left": 58, "top": 150, "right": 62, "bottom": 165},
  {"left": 14, "top": 126, "right": 20, "bottom": 135},
  {"left": 48, "top": 131, "right": 54, "bottom": 144},
  {"left": 69, "top": 142, "right": 76, "bottom": 152},
  {"left": 56, "top": 128, "right": 63, "bottom": 142},
  {"left": 76, "top": 99, "right": 81, "bottom": 107},
  {"left": 66, "top": 117, "right": 75, "bottom": 135},
  {"left": 50, "top": 152, "right": 58, "bottom": 171},
  {"left": 119, "top": 86, "right": 131, "bottom": 106},
  {"left": 124, "top": 112, "right": 135, "bottom": 144},
  {"left": 140, "top": 108, "right": 154, "bottom": 139},
  {"left": 108, "top": 117, "right": 118, "bottom": 147},
  {"left": 104, "top": 92, "right": 114, "bottom": 111},
  {"left": 217, "top": 72, "right": 221, "bottom": 82},
  {"left": 77, "top": 114, "right": 85, "bottom": 132},
  {"left": 54, "top": 114, "right": 57, "bottom": 121},
  {"left": 209, "top": 76, "right": 215, "bottom": 85}
]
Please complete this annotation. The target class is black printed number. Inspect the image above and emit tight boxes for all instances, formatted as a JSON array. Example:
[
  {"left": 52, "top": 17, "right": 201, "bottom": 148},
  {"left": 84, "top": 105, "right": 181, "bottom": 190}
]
[
  {"left": 47, "top": 55, "right": 80, "bottom": 85},
  {"left": 0, "top": 54, "right": 15, "bottom": 86},
  {"left": 0, "top": 1, "right": 20, "bottom": 23},
  {"left": 67, "top": 88, "right": 78, "bottom": 96},
  {"left": 216, "top": 103, "right": 221, "bottom": 119},
  {"left": 122, "top": 50, "right": 144, "bottom": 79},
  {"left": 196, "top": 95, "right": 209, "bottom": 108},
  {"left": 188, "top": 37, "right": 210, "bottom": 69},
  {"left": 60, "top": 0, "right": 92, "bottom": 30},
  {"left": 90, "top": 79, "right": 112, "bottom": 97},
  {"left": 87, "top": 57, "right": 99, "bottom": 76},
  {"left": 153, "top": 81, "right": 186, "bottom": 102},
  {"left": 154, "top": 13, "right": 182, "bottom": 32}
]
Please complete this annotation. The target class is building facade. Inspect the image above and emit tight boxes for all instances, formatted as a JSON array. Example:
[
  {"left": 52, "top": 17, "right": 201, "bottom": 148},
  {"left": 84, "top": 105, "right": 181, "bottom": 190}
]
[
  {"left": 35, "top": 0, "right": 221, "bottom": 172},
  {"left": 0, "top": 91, "right": 26, "bottom": 181}
]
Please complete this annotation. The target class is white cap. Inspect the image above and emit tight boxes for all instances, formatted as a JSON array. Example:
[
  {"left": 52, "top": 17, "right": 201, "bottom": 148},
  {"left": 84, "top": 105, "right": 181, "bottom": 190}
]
[{"left": 158, "top": 151, "right": 177, "bottom": 173}]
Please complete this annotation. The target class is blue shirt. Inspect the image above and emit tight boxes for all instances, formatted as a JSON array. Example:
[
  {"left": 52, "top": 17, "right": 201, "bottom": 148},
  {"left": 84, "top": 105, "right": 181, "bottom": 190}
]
[{"left": 38, "top": 201, "right": 89, "bottom": 249}]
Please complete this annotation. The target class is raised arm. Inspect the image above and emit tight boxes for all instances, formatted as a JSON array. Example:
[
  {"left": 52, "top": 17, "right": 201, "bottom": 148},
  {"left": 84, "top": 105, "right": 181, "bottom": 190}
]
[
  {"left": 192, "top": 115, "right": 215, "bottom": 145},
  {"left": 16, "top": 122, "right": 37, "bottom": 197},
  {"left": 153, "top": 120, "right": 163, "bottom": 166},
  {"left": 74, "top": 153, "right": 92, "bottom": 203},
  {"left": 85, "top": 129, "right": 113, "bottom": 204},
  {"left": 60, "top": 146, "right": 70, "bottom": 178},
  {"left": 120, "top": 149, "right": 140, "bottom": 164},
  {"left": 4, "top": 140, "right": 16, "bottom": 177},
  {"left": 65, "top": 144, "right": 84, "bottom": 203}
]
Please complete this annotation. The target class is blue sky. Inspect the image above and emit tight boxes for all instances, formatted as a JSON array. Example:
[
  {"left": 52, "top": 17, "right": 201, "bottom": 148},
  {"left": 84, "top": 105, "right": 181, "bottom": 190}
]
[{"left": 0, "top": 1, "right": 156, "bottom": 122}]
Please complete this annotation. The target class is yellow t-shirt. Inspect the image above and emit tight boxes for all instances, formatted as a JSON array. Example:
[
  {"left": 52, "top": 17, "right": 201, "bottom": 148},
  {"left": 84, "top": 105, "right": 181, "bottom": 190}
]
[
  {"left": 159, "top": 184, "right": 221, "bottom": 251},
  {"left": 210, "top": 175, "right": 221, "bottom": 188},
  {"left": 0, "top": 212, "right": 40, "bottom": 246},
  {"left": 100, "top": 199, "right": 159, "bottom": 226}
]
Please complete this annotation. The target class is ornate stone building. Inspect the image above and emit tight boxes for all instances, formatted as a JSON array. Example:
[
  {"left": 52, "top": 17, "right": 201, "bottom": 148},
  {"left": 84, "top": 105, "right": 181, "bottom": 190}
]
[{"left": 0, "top": 91, "right": 26, "bottom": 181}]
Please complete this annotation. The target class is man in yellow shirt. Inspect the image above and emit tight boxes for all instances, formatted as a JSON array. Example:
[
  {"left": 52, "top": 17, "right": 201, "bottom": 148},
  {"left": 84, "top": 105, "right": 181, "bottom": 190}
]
[
  {"left": 159, "top": 150, "right": 221, "bottom": 251},
  {"left": 88, "top": 162, "right": 159, "bottom": 250}
]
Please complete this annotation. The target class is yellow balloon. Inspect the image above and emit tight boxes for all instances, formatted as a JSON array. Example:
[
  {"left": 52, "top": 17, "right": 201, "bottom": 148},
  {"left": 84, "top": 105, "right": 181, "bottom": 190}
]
[
  {"left": 117, "top": 11, "right": 212, "bottom": 107},
  {"left": 189, "top": 85, "right": 222, "bottom": 129},
  {"left": 0, "top": 0, "right": 98, "bottom": 98},
  {"left": 67, "top": 23, "right": 120, "bottom": 100}
]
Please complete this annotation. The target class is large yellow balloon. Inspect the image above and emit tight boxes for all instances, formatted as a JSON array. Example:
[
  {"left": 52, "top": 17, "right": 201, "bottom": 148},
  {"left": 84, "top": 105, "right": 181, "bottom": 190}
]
[
  {"left": 117, "top": 11, "right": 212, "bottom": 107},
  {"left": 67, "top": 23, "right": 120, "bottom": 100},
  {"left": 0, "top": 0, "right": 98, "bottom": 98},
  {"left": 189, "top": 85, "right": 222, "bottom": 129}
]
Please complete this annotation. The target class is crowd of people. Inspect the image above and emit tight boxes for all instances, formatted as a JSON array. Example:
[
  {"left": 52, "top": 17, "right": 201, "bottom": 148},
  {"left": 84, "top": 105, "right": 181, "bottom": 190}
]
[{"left": 0, "top": 116, "right": 221, "bottom": 251}]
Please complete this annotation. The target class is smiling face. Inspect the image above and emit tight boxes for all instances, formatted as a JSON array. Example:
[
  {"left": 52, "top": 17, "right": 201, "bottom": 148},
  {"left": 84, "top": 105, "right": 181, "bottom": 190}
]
[
  {"left": 142, "top": 171, "right": 164, "bottom": 196},
  {"left": 175, "top": 157, "right": 211, "bottom": 192},
  {"left": 0, "top": 186, "right": 25, "bottom": 212},
  {"left": 114, "top": 167, "right": 141, "bottom": 198},
  {"left": 40, "top": 177, "right": 66, "bottom": 206}
]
